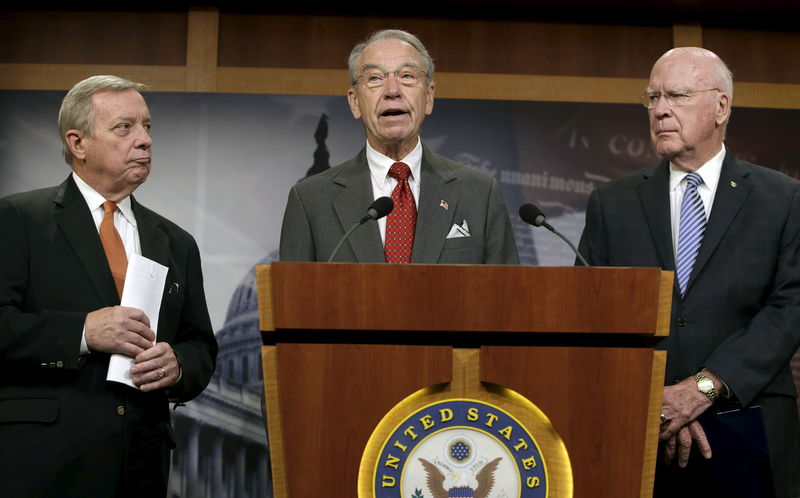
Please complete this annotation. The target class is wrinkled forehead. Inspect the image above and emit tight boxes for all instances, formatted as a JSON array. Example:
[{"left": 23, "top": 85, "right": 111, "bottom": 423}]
[
  {"left": 648, "top": 55, "right": 715, "bottom": 91},
  {"left": 358, "top": 39, "right": 423, "bottom": 70},
  {"left": 92, "top": 89, "right": 150, "bottom": 116}
]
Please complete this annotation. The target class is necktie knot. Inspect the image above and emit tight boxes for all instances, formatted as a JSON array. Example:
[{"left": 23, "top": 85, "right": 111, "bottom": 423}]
[
  {"left": 685, "top": 172, "right": 703, "bottom": 190},
  {"left": 389, "top": 162, "right": 412, "bottom": 182},
  {"left": 102, "top": 201, "right": 118, "bottom": 216}
]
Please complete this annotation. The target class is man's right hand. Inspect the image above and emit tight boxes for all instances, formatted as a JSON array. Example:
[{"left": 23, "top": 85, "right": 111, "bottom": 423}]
[{"left": 85, "top": 306, "right": 155, "bottom": 358}]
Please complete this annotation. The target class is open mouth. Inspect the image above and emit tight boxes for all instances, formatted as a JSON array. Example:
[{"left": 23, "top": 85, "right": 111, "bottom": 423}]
[{"left": 381, "top": 109, "right": 407, "bottom": 117}]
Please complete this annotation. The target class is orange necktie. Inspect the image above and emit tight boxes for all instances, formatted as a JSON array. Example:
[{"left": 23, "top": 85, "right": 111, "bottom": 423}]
[{"left": 99, "top": 201, "right": 128, "bottom": 298}]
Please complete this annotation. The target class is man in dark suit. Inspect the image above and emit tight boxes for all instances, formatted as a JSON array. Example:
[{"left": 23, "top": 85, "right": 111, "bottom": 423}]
[
  {"left": 0, "top": 75, "right": 218, "bottom": 497},
  {"left": 578, "top": 48, "right": 800, "bottom": 497},
  {"left": 280, "top": 29, "right": 518, "bottom": 264}
]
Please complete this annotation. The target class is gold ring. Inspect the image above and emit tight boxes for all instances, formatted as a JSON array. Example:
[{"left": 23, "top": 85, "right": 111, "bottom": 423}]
[
  {"left": 160, "top": 367, "right": 166, "bottom": 378},
  {"left": 660, "top": 413, "right": 667, "bottom": 424}
]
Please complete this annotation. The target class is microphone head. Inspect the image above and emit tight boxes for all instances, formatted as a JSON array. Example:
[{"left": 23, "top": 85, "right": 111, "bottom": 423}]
[
  {"left": 519, "top": 203, "right": 546, "bottom": 227},
  {"left": 369, "top": 196, "right": 394, "bottom": 220}
]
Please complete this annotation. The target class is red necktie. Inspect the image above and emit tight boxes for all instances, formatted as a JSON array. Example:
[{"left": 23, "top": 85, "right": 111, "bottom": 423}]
[
  {"left": 99, "top": 201, "right": 128, "bottom": 298},
  {"left": 384, "top": 162, "right": 417, "bottom": 263}
]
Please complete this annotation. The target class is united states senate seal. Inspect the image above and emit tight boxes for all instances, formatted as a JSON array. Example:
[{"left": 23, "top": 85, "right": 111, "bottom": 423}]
[{"left": 369, "top": 399, "right": 549, "bottom": 498}]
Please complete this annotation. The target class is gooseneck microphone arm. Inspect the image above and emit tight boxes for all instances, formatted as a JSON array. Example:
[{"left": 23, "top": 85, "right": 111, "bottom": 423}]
[
  {"left": 518, "top": 203, "right": 590, "bottom": 267},
  {"left": 327, "top": 197, "right": 394, "bottom": 263}
]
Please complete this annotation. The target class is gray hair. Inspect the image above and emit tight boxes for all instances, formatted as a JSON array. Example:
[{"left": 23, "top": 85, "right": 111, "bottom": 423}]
[
  {"left": 348, "top": 29, "right": 435, "bottom": 87},
  {"left": 58, "top": 75, "right": 148, "bottom": 164}
]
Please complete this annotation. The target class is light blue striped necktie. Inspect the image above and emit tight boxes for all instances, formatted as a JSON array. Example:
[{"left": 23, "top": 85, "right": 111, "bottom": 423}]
[{"left": 676, "top": 172, "right": 706, "bottom": 296}]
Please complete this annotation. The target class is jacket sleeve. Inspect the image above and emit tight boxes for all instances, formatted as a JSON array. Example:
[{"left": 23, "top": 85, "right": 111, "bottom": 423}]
[{"left": 0, "top": 196, "right": 87, "bottom": 370}]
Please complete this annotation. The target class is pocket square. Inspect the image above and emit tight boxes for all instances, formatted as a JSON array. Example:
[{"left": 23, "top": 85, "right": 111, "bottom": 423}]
[{"left": 446, "top": 220, "right": 470, "bottom": 238}]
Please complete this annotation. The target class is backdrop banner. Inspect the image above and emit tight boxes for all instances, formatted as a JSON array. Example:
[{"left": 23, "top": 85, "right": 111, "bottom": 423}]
[{"left": 2, "top": 90, "right": 798, "bottom": 497}]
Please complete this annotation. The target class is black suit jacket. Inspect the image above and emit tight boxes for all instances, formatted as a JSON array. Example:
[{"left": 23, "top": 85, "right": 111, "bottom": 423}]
[
  {"left": 578, "top": 152, "right": 800, "bottom": 496},
  {"left": 0, "top": 175, "right": 217, "bottom": 497},
  {"left": 279, "top": 145, "right": 519, "bottom": 264}
]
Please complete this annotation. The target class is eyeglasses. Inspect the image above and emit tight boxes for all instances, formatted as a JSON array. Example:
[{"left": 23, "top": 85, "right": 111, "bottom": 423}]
[
  {"left": 358, "top": 68, "right": 425, "bottom": 89},
  {"left": 640, "top": 88, "right": 720, "bottom": 109}
]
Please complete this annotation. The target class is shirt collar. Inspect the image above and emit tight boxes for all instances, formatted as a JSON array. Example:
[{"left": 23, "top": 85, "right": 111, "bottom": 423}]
[
  {"left": 366, "top": 137, "right": 423, "bottom": 188},
  {"left": 668, "top": 144, "right": 726, "bottom": 193},
  {"left": 71, "top": 172, "right": 136, "bottom": 227}
]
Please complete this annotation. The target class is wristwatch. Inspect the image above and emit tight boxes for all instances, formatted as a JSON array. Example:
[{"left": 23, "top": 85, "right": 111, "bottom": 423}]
[{"left": 694, "top": 372, "right": 718, "bottom": 401}]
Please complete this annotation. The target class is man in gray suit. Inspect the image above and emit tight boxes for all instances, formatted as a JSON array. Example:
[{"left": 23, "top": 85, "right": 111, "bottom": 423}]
[
  {"left": 279, "top": 29, "right": 518, "bottom": 264},
  {"left": 578, "top": 48, "right": 800, "bottom": 497}
]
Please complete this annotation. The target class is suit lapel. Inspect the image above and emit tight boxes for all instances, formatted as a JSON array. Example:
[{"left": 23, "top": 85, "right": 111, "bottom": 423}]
[
  {"left": 132, "top": 198, "right": 171, "bottom": 269},
  {"left": 54, "top": 176, "right": 119, "bottom": 306},
  {"left": 411, "top": 146, "right": 458, "bottom": 263},
  {"left": 637, "top": 161, "right": 676, "bottom": 271},
  {"left": 687, "top": 154, "right": 751, "bottom": 292},
  {"left": 331, "top": 151, "right": 385, "bottom": 263}
]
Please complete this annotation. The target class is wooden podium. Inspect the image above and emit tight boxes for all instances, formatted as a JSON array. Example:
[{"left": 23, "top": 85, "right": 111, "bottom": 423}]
[{"left": 257, "top": 262, "right": 672, "bottom": 497}]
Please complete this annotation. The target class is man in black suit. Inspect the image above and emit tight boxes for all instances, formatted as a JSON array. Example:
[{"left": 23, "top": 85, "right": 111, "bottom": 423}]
[
  {"left": 0, "top": 75, "right": 218, "bottom": 497},
  {"left": 578, "top": 48, "right": 800, "bottom": 497}
]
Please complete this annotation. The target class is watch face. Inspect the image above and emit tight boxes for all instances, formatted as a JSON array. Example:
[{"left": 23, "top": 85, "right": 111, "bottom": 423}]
[{"left": 698, "top": 378, "right": 713, "bottom": 392}]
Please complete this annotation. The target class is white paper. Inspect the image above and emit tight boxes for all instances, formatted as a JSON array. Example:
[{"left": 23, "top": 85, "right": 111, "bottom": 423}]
[{"left": 106, "top": 253, "right": 168, "bottom": 388}]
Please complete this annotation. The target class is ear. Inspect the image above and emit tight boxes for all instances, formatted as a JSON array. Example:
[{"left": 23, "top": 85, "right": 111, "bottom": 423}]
[
  {"left": 347, "top": 87, "right": 362, "bottom": 119},
  {"left": 424, "top": 82, "right": 435, "bottom": 116},
  {"left": 66, "top": 129, "right": 87, "bottom": 161},
  {"left": 715, "top": 91, "right": 730, "bottom": 127}
]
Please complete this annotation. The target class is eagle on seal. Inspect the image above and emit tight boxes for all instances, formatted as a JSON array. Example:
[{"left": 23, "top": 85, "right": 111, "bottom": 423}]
[{"left": 418, "top": 457, "right": 502, "bottom": 498}]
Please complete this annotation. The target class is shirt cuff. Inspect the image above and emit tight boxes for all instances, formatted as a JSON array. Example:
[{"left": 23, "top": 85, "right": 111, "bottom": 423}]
[{"left": 80, "top": 324, "right": 90, "bottom": 356}]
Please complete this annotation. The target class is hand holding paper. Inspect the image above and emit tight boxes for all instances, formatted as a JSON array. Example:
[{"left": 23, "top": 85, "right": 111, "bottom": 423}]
[
  {"left": 106, "top": 254, "right": 168, "bottom": 388},
  {"left": 85, "top": 306, "right": 155, "bottom": 358},
  {"left": 130, "top": 342, "right": 181, "bottom": 392}
]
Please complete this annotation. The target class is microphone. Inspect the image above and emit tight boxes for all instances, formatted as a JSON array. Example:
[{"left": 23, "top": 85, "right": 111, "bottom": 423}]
[
  {"left": 327, "top": 196, "right": 394, "bottom": 263},
  {"left": 519, "top": 203, "right": 589, "bottom": 267},
  {"left": 359, "top": 196, "right": 394, "bottom": 224}
]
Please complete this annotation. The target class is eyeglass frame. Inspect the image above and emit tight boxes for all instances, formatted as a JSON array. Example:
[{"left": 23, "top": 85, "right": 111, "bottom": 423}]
[
  {"left": 640, "top": 88, "right": 721, "bottom": 109},
  {"left": 356, "top": 66, "right": 429, "bottom": 89}
]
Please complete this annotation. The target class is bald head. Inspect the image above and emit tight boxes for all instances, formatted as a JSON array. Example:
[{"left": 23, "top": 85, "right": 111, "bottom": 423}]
[
  {"left": 653, "top": 47, "right": 733, "bottom": 100},
  {"left": 646, "top": 47, "right": 733, "bottom": 171}
]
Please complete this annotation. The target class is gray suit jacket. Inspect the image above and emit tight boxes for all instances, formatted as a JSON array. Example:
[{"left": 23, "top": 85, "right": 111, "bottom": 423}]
[
  {"left": 280, "top": 145, "right": 519, "bottom": 264},
  {"left": 578, "top": 152, "right": 800, "bottom": 496}
]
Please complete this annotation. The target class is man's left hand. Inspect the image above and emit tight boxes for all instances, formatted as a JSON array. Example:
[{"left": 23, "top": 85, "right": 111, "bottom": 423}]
[
  {"left": 659, "top": 373, "right": 720, "bottom": 466},
  {"left": 130, "top": 342, "right": 180, "bottom": 392},
  {"left": 659, "top": 377, "right": 714, "bottom": 440}
]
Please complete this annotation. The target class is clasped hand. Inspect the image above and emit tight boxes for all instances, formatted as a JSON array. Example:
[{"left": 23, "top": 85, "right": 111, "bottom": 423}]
[
  {"left": 659, "top": 378, "right": 714, "bottom": 467},
  {"left": 85, "top": 306, "right": 179, "bottom": 391}
]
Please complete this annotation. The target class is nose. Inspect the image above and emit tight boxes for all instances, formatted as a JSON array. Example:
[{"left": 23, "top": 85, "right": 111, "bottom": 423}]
[
  {"left": 382, "top": 72, "right": 401, "bottom": 97},
  {"left": 134, "top": 124, "right": 152, "bottom": 149},
  {"left": 652, "top": 94, "right": 672, "bottom": 118}
]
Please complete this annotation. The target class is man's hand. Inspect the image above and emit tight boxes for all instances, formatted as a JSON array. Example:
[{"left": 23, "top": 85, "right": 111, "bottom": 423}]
[
  {"left": 659, "top": 373, "right": 719, "bottom": 466},
  {"left": 130, "top": 343, "right": 180, "bottom": 392},
  {"left": 662, "top": 420, "right": 712, "bottom": 467},
  {"left": 85, "top": 306, "right": 155, "bottom": 357}
]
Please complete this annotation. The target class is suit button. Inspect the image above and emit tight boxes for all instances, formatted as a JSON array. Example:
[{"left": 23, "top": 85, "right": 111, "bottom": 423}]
[
  {"left": 56, "top": 361, "right": 63, "bottom": 368},
  {"left": 677, "top": 317, "right": 688, "bottom": 327},
  {"left": 116, "top": 406, "right": 125, "bottom": 416}
]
